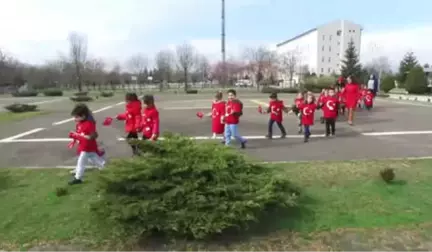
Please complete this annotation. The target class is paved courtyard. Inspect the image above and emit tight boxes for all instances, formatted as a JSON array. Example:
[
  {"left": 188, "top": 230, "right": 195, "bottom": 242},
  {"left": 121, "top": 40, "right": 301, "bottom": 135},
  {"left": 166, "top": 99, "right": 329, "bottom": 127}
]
[{"left": 1, "top": 92, "right": 432, "bottom": 168}]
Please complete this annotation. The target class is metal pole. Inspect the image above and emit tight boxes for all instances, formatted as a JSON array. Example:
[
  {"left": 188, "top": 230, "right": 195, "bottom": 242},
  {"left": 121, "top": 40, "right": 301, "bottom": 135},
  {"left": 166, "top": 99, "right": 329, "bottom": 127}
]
[{"left": 221, "top": 0, "right": 226, "bottom": 88}]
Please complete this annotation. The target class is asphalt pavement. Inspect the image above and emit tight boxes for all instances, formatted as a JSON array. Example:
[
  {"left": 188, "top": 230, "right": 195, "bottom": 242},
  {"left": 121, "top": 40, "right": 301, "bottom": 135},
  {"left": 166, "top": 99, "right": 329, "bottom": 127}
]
[{"left": 1, "top": 93, "right": 432, "bottom": 168}]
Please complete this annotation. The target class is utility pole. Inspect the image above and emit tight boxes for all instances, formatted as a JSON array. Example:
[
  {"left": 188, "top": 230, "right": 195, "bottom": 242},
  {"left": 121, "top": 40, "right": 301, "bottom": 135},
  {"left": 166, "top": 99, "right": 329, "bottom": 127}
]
[{"left": 221, "top": 0, "right": 226, "bottom": 87}]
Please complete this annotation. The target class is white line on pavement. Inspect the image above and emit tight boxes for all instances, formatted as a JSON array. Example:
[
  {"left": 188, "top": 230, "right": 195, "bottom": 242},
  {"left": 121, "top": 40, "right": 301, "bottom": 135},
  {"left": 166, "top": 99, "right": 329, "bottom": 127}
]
[
  {"left": 30, "top": 98, "right": 66, "bottom": 105},
  {"left": 52, "top": 102, "right": 125, "bottom": 126},
  {"left": 362, "top": 130, "right": 432, "bottom": 136},
  {"left": 0, "top": 128, "right": 45, "bottom": 143}
]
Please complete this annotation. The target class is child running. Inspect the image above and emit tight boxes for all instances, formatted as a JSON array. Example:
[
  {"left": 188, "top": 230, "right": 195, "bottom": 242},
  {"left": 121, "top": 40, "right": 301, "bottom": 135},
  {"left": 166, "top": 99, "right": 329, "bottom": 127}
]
[
  {"left": 317, "top": 88, "right": 328, "bottom": 124},
  {"left": 141, "top": 94, "right": 160, "bottom": 141},
  {"left": 319, "top": 88, "right": 339, "bottom": 137},
  {"left": 298, "top": 94, "right": 317, "bottom": 142},
  {"left": 206, "top": 91, "right": 225, "bottom": 140},
  {"left": 291, "top": 92, "right": 305, "bottom": 134},
  {"left": 116, "top": 93, "right": 142, "bottom": 155},
  {"left": 68, "top": 103, "right": 106, "bottom": 185},
  {"left": 222, "top": 89, "right": 247, "bottom": 148},
  {"left": 364, "top": 89, "right": 374, "bottom": 110},
  {"left": 264, "top": 92, "right": 287, "bottom": 139}
]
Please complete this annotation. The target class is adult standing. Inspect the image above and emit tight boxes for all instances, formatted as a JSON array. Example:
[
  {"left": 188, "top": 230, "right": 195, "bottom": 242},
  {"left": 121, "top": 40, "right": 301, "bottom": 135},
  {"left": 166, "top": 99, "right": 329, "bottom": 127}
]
[
  {"left": 367, "top": 74, "right": 378, "bottom": 95},
  {"left": 342, "top": 75, "right": 360, "bottom": 125}
]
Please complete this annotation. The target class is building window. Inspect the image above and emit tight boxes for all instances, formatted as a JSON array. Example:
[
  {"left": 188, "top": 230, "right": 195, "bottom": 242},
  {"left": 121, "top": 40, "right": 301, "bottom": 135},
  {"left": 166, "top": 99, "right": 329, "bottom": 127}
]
[
  {"left": 329, "top": 35, "right": 332, "bottom": 40},
  {"left": 322, "top": 45, "right": 324, "bottom": 51},
  {"left": 329, "top": 46, "right": 331, "bottom": 52},
  {"left": 322, "top": 35, "right": 325, "bottom": 40},
  {"left": 337, "top": 41, "right": 340, "bottom": 45},
  {"left": 322, "top": 57, "right": 325, "bottom": 62},
  {"left": 328, "top": 68, "right": 331, "bottom": 73},
  {"left": 353, "top": 30, "right": 355, "bottom": 33},
  {"left": 328, "top": 57, "right": 331, "bottom": 62},
  {"left": 321, "top": 68, "right": 324, "bottom": 73},
  {"left": 336, "top": 30, "right": 341, "bottom": 36},
  {"left": 337, "top": 53, "right": 340, "bottom": 56}
]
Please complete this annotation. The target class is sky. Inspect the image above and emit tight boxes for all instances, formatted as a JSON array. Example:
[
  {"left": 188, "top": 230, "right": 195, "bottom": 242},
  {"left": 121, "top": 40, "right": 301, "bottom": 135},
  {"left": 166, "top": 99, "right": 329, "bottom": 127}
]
[{"left": 0, "top": 0, "right": 431, "bottom": 70}]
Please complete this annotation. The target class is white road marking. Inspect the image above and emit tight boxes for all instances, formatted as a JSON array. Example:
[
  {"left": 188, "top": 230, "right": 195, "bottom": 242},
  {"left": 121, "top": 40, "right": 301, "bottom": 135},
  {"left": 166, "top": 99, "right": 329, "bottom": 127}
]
[
  {"left": 0, "top": 128, "right": 45, "bottom": 143},
  {"left": 52, "top": 102, "right": 125, "bottom": 126},
  {"left": 250, "top": 99, "right": 268, "bottom": 106},
  {"left": 30, "top": 98, "right": 66, "bottom": 105},
  {"left": 362, "top": 130, "right": 432, "bottom": 136}
]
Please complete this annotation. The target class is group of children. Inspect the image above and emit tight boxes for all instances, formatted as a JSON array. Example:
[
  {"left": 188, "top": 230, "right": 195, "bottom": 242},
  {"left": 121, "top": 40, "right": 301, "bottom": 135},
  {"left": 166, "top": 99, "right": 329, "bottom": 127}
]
[
  {"left": 66, "top": 85, "right": 375, "bottom": 185},
  {"left": 67, "top": 93, "right": 160, "bottom": 185}
]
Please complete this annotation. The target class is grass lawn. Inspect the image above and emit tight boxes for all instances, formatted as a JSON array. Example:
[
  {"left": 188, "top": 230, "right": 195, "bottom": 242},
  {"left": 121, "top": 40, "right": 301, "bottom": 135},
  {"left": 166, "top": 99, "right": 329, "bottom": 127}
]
[
  {"left": 0, "top": 111, "right": 49, "bottom": 123},
  {"left": 2, "top": 159, "right": 432, "bottom": 250}
]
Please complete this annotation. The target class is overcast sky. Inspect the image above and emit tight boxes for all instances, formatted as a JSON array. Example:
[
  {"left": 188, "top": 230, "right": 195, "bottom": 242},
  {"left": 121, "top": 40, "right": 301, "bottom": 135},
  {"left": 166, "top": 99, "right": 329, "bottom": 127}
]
[{"left": 1, "top": 0, "right": 431, "bottom": 69}]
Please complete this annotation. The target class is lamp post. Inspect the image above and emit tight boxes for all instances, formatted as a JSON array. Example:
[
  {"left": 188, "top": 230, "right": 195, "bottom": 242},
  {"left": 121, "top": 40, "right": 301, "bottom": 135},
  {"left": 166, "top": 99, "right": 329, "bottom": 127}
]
[{"left": 221, "top": 0, "right": 226, "bottom": 87}]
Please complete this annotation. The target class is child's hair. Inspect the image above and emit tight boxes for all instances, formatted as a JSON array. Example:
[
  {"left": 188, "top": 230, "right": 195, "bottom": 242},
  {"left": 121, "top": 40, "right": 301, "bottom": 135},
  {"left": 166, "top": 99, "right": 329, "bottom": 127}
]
[
  {"left": 227, "top": 89, "right": 236, "bottom": 96},
  {"left": 125, "top": 92, "right": 138, "bottom": 102},
  {"left": 71, "top": 103, "right": 91, "bottom": 119},
  {"left": 269, "top": 92, "right": 278, "bottom": 99},
  {"left": 215, "top": 91, "right": 223, "bottom": 100},
  {"left": 306, "top": 94, "right": 315, "bottom": 104},
  {"left": 143, "top": 94, "right": 155, "bottom": 106}
]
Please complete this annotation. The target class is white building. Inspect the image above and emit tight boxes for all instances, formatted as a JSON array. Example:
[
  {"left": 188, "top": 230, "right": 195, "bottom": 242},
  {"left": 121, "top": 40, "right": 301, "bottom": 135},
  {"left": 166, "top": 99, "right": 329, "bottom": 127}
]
[{"left": 276, "top": 20, "right": 363, "bottom": 85}]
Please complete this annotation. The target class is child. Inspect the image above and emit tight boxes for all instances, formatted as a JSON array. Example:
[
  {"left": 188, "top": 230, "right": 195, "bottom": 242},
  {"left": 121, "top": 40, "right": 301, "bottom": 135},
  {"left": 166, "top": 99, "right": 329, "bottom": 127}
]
[
  {"left": 116, "top": 93, "right": 142, "bottom": 155},
  {"left": 337, "top": 87, "right": 346, "bottom": 116},
  {"left": 206, "top": 91, "right": 225, "bottom": 139},
  {"left": 291, "top": 92, "right": 304, "bottom": 134},
  {"left": 359, "top": 84, "right": 368, "bottom": 109},
  {"left": 320, "top": 88, "right": 339, "bottom": 136},
  {"left": 364, "top": 89, "right": 374, "bottom": 110},
  {"left": 317, "top": 88, "right": 328, "bottom": 124},
  {"left": 222, "top": 89, "right": 247, "bottom": 148},
  {"left": 141, "top": 94, "right": 160, "bottom": 141},
  {"left": 68, "top": 103, "right": 106, "bottom": 185},
  {"left": 298, "top": 94, "right": 317, "bottom": 142},
  {"left": 264, "top": 92, "right": 287, "bottom": 139}
]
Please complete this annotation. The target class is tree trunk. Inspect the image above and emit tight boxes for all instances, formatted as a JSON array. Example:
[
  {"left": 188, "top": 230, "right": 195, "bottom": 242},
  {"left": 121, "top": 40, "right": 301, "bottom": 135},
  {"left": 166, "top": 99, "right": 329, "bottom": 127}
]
[{"left": 183, "top": 68, "right": 188, "bottom": 92}]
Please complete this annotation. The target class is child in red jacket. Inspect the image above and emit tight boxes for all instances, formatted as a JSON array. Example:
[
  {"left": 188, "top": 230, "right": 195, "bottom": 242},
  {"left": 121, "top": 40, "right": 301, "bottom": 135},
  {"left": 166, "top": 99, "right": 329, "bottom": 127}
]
[
  {"left": 206, "top": 91, "right": 225, "bottom": 139},
  {"left": 319, "top": 88, "right": 339, "bottom": 136},
  {"left": 298, "top": 94, "right": 317, "bottom": 142},
  {"left": 116, "top": 93, "right": 142, "bottom": 155},
  {"left": 68, "top": 104, "right": 106, "bottom": 185},
  {"left": 264, "top": 92, "right": 287, "bottom": 139},
  {"left": 141, "top": 94, "right": 160, "bottom": 141}
]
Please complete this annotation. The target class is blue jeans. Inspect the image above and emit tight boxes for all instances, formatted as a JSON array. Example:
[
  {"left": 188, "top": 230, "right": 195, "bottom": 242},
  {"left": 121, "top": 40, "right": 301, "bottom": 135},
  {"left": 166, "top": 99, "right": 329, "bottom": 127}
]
[
  {"left": 224, "top": 124, "right": 246, "bottom": 145},
  {"left": 304, "top": 125, "right": 311, "bottom": 137}
]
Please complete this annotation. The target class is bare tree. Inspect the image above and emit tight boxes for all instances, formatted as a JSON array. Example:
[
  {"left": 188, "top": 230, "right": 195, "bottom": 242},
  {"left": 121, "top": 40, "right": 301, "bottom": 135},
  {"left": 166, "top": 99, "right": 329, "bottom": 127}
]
[
  {"left": 155, "top": 50, "right": 174, "bottom": 91},
  {"left": 279, "top": 50, "right": 300, "bottom": 86},
  {"left": 243, "top": 46, "right": 275, "bottom": 89},
  {"left": 196, "top": 54, "right": 210, "bottom": 83},
  {"left": 68, "top": 32, "right": 88, "bottom": 91},
  {"left": 126, "top": 54, "right": 148, "bottom": 83},
  {"left": 176, "top": 43, "right": 196, "bottom": 91},
  {"left": 365, "top": 56, "right": 392, "bottom": 76},
  {"left": 85, "top": 58, "right": 106, "bottom": 89}
]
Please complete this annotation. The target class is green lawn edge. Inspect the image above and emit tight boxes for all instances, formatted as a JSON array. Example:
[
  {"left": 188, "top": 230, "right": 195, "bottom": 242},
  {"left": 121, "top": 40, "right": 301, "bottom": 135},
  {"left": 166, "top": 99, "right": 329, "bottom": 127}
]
[{"left": 2, "top": 158, "right": 432, "bottom": 250}]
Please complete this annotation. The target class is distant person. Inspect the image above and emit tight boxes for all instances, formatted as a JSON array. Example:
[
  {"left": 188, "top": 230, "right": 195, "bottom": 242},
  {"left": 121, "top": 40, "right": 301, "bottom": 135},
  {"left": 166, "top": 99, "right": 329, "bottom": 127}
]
[{"left": 367, "top": 75, "right": 377, "bottom": 95}]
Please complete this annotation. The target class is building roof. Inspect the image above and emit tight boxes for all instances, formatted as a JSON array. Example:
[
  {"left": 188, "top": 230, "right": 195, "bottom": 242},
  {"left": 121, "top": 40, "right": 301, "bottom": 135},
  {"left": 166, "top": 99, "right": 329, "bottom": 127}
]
[
  {"left": 276, "top": 28, "right": 317, "bottom": 47},
  {"left": 276, "top": 20, "right": 363, "bottom": 48}
]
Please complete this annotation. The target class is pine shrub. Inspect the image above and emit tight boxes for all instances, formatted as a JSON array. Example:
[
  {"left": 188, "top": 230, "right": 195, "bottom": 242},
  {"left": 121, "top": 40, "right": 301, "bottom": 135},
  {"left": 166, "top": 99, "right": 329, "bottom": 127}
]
[
  {"left": 4, "top": 103, "right": 38, "bottom": 113},
  {"left": 91, "top": 134, "right": 299, "bottom": 240}
]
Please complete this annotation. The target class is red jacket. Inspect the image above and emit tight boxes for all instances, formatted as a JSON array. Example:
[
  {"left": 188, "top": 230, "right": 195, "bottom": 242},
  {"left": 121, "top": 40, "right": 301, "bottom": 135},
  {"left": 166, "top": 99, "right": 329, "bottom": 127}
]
[
  {"left": 71, "top": 120, "right": 98, "bottom": 153},
  {"left": 321, "top": 96, "right": 339, "bottom": 119},
  {"left": 224, "top": 100, "right": 242, "bottom": 124},
  {"left": 211, "top": 101, "right": 225, "bottom": 134},
  {"left": 342, "top": 83, "right": 360, "bottom": 109},
  {"left": 116, "top": 100, "right": 142, "bottom": 133},
  {"left": 142, "top": 106, "right": 160, "bottom": 139},
  {"left": 299, "top": 103, "right": 316, "bottom": 126},
  {"left": 294, "top": 98, "right": 304, "bottom": 108},
  {"left": 364, "top": 91, "right": 374, "bottom": 106},
  {"left": 268, "top": 100, "right": 285, "bottom": 122}
]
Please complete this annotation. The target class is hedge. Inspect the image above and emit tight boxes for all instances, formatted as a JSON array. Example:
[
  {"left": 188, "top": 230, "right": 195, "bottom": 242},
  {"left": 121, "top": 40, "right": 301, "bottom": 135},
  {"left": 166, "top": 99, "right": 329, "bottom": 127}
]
[
  {"left": 91, "top": 134, "right": 299, "bottom": 240},
  {"left": 43, "top": 89, "right": 63, "bottom": 96},
  {"left": 11, "top": 91, "right": 38, "bottom": 97},
  {"left": 70, "top": 96, "right": 93, "bottom": 102},
  {"left": 100, "top": 91, "right": 114, "bottom": 97},
  {"left": 4, "top": 103, "right": 38, "bottom": 113},
  {"left": 74, "top": 91, "right": 89, "bottom": 96},
  {"left": 186, "top": 89, "right": 198, "bottom": 94},
  {"left": 261, "top": 87, "right": 299, "bottom": 93}
]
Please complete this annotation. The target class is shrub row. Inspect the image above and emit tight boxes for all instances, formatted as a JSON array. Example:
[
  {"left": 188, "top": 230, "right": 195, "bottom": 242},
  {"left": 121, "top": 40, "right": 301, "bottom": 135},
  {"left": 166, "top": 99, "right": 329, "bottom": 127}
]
[
  {"left": 70, "top": 96, "right": 93, "bottom": 102},
  {"left": 261, "top": 87, "right": 298, "bottom": 94},
  {"left": 91, "top": 133, "right": 299, "bottom": 240},
  {"left": 186, "top": 89, "right": 198, "bottom": 94},
  {"left": 4, "top": 103, "right": 38, "bottom": 113}
]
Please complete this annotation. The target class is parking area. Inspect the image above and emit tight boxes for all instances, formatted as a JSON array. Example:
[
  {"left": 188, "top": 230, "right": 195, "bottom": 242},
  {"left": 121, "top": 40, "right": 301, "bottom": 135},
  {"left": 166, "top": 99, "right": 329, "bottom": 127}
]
[{"left": 0, "top": 93, "right": 432, "bottom": 168}]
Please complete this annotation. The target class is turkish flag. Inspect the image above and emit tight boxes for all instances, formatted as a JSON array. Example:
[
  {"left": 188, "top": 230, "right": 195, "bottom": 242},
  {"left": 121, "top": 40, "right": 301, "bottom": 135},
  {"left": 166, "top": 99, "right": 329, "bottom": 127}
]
[
  {"left": 102, "top": 117, "right": 113, "bottom": 126},
  {"left": 196, "top": 111, "right": 204, "bottom": 119},
  {"left": 67, "top": 140, "right": 76, "bottom": 149},
  {"left": 258, "top": 105, "right": 263, "bottom": 114}
]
